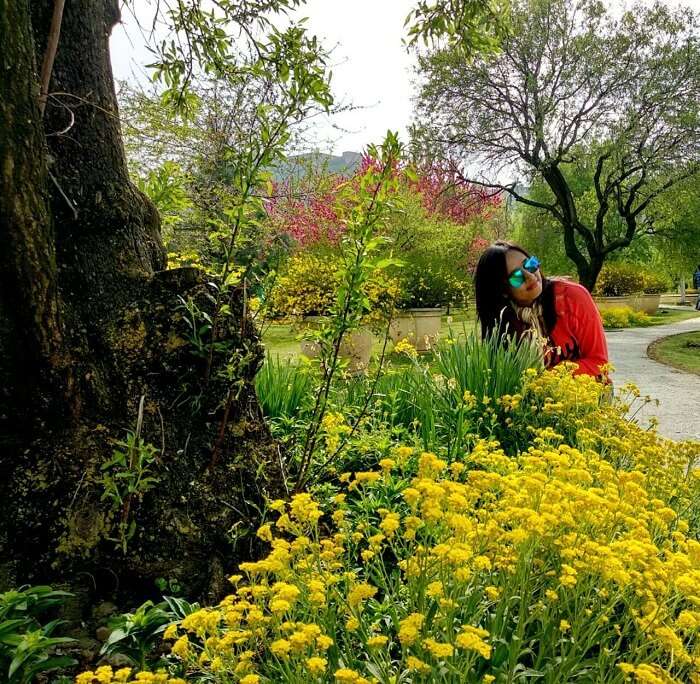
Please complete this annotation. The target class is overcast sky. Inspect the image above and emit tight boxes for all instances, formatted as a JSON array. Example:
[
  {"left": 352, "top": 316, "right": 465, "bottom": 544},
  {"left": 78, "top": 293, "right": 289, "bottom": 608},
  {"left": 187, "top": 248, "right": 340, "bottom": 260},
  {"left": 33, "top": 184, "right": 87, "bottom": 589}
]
[
  {"left": 110, "top": 0, "right": 700, "bottom": 157},
  {"left": 110, "top": 0, "right": 417, "bottom": 156}
]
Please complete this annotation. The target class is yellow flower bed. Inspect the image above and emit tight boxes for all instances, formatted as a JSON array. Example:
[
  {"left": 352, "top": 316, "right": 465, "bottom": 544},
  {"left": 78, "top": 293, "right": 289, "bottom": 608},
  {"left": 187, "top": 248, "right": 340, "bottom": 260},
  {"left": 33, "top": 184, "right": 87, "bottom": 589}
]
[
  {"left": 76, "top": 667, "right": 185, "bottom": 684},
  {"left": 77, "top": 367, "right": 700, "bottom": 683},
  {"left": 599, "top": 306, "right": 652, "bottom": 329}
]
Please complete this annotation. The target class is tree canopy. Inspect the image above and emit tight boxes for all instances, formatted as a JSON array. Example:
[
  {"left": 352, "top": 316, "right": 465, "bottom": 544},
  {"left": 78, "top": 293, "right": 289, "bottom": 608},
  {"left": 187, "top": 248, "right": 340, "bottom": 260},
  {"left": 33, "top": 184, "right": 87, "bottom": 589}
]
[{"left": 414, "top": 0, "right": 700, "bottom": 289}]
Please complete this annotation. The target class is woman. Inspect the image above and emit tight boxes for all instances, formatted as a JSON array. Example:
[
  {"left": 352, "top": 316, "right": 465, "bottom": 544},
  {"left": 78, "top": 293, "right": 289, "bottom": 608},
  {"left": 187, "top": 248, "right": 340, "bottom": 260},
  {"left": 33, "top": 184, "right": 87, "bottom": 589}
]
[{"left": 474, "top": 241, "right": 608, "bottom": 378}]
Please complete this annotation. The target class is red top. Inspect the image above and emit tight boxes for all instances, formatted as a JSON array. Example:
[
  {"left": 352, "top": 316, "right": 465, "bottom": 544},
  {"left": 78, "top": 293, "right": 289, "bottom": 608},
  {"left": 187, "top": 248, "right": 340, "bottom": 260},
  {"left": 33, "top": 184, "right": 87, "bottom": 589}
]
[{"left": 545, "top": 280, "right": 609, "bottom": 378}]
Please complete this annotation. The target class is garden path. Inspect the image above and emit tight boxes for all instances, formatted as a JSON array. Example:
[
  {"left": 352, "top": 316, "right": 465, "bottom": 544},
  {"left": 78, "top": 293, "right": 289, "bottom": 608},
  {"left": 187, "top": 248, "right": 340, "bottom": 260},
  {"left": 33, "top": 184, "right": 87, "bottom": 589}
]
[{"left": 607, "top": 315, "right": 700, "bottom": 442}]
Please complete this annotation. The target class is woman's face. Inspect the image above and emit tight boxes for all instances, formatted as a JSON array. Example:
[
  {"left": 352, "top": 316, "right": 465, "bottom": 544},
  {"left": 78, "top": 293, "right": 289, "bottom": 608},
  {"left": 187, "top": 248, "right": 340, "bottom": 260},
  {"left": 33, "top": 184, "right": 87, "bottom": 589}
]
[{"left": 505, "top": 249, "right": 542, "bottom": 306}]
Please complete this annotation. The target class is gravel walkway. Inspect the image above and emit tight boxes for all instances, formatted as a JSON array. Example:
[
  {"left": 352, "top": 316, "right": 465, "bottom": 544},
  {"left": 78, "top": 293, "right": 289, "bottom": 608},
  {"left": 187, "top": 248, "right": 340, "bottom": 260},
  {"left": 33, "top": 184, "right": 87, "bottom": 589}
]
[{"left": 607, "top": 315, "right": 700, "bottom": 442}]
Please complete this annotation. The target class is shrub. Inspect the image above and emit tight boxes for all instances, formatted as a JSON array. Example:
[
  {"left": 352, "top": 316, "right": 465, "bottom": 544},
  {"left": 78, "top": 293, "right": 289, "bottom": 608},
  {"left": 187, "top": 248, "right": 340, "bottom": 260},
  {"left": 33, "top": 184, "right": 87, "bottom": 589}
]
[
  {"left": 100, "top": 597, "right": 198, "bottom": 671},
  {"left": 596, "top": 263, "right": 672, "bottom": 296},
  {"left": 595, "top": 263, "right": 641, "bottom": 296},
  {"left": 599, "top": 306, "right": 652, "bottom": 329},
  {"left": 396, "top": 260, "right": 469, "bottom": 309},
  {"left": 267, "top": 252, "right": 401, "bottom": 323},
  {"left": 267, "top": 252, "right": 341, "bottom": 318},
  {"left": 640, "top": 271, "right": 671, "bottom": 295}
]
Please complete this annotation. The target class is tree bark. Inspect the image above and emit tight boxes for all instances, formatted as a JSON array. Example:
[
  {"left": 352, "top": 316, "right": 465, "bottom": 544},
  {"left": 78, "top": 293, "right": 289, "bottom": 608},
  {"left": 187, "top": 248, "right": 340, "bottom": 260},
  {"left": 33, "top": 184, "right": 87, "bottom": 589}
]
[
  {"left": 578, "top": 258, "right": 603, "bottom": 293},
  {"left": 541, "top": 165, "right": 603, "bottom": 291},
  {"left": 0, "top": 0, "right": 73, "bottom": 436},
  {"left": 0, "top": 0, "right": 281, "bottom": 600}
]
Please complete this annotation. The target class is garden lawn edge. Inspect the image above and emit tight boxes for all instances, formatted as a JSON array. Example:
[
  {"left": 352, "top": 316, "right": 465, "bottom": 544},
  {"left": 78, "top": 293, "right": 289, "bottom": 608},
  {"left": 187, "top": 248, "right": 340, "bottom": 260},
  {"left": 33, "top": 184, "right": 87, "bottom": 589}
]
[{"left": 647, "top": 331, "right": 700, "bottom": 377}]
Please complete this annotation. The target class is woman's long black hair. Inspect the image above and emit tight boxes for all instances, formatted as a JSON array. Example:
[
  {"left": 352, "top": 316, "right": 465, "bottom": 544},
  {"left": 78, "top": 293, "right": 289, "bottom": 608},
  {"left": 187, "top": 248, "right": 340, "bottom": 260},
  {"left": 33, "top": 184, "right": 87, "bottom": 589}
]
[{"left": 474, "top": 241, "right": 557, "bottom": 340}]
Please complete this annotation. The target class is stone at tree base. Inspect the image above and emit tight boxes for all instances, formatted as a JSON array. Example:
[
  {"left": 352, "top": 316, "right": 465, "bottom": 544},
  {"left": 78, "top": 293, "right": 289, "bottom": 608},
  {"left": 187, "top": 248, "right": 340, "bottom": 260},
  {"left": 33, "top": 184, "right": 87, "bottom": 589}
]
[
  {"left": 99, "top": 653, "right": 133, "bottom": 669},
  {"left": 92, "top": 602, "right": 118, "bottom": 620},
  {"left": 95, "top": 626, "right": 112, "bottom": 643}
]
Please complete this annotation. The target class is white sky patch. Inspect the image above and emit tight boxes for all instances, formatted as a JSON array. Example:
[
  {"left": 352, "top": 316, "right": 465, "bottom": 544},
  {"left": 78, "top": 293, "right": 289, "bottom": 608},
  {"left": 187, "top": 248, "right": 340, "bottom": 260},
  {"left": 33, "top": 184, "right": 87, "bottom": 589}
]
[
  {"left": 285, "top": 0, "right": 417, "bottom": 153},
  {"left": 110, "top": 1, "right": 417, "bottom": 156}
]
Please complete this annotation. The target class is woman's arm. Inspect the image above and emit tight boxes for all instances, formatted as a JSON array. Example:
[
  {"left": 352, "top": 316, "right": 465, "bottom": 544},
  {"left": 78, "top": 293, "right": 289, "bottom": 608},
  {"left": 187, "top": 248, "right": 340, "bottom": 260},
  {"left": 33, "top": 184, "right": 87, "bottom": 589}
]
[{"left": 567, "top": 283, "right": 609, "bottom": 377}]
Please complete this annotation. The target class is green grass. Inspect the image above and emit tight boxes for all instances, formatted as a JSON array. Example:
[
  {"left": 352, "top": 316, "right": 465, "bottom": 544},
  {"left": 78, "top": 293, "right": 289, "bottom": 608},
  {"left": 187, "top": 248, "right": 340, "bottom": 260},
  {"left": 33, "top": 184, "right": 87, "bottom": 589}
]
[
  {"left": 645, "top": 307, "right": 700, "bottom": 326},
  {"left": 648, "top": 331, "right": 700, "bottom": 376},
  {"left": 258, "top": 321, "right": 301, "bottom": 359},
  {"left": 259, "top": 308, "right": 477, "bottom": 361}
]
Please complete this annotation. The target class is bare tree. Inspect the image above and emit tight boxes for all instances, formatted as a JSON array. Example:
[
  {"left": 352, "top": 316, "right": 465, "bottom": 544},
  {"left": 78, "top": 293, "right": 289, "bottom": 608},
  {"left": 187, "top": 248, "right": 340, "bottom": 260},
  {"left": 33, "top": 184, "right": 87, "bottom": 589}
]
[{"left": 414, "top": 0, "right": 700, "bottom": 289}]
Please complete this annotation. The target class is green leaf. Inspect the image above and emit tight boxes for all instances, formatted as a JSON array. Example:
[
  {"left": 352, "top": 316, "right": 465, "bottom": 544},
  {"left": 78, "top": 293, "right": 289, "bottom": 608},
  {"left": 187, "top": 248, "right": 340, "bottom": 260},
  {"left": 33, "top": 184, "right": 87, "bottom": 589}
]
[{"left": 24, "top": 656, "right": 77, "bottom": 682}]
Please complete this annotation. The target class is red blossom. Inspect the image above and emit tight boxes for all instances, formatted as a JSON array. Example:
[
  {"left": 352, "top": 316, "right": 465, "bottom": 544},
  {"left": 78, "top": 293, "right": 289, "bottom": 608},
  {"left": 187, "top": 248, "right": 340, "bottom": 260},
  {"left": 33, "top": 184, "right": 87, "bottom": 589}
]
[
  {"left": 265, "top": 175, "right": 346, "bottom": 247},
  {"left": 408, "top": 166, "right": 502, "bottom": 225},
  {"left": 265, "top": 159, "right": 501, "bottom": 248}
]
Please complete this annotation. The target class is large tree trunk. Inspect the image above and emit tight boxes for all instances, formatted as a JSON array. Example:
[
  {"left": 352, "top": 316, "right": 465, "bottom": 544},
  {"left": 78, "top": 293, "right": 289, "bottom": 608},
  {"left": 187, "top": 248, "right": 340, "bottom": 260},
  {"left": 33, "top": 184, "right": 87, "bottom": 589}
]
[
  {"left": 575, "top": 256, "right": 603, "bottom": 293},
  {"left": 0, "top": 0, "right": 281, "bottom": 601},
  {"left": 560, "top": 220, "right": 600, "bottom": 291},
  {"left": 541, "top": 166, "right": 603, "bottom": 292},
  {"left": 0, "top": 0, "right": 73, "bottom": 437}
]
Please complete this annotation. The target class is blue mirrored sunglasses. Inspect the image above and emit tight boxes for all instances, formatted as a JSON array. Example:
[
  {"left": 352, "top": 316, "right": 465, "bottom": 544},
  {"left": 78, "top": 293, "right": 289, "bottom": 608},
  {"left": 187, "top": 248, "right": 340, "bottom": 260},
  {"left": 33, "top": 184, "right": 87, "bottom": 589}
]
[{"left": 508, "top": 255, "right": 540, "bottom": 288}]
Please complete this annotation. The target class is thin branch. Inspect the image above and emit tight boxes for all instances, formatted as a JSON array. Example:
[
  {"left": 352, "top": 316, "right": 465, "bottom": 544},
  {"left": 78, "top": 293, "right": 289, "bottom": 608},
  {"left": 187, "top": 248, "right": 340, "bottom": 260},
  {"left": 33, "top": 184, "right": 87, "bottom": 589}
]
[
  {"left": 39, "top": 0, "right": 66, "bottom": 116},
  {"left": 451, "top": 167, "right": 562, "bottom": 219},
  {"left": 630, "top": 167, "right": 698, "bottom": 218},
  {"left": 48, "top": 170, "right": 78, "bottom": 220},
  {"left": 305, "top": 313, "right": 394, "bottom": 486},
  {"left": 44, "top": 94, "right": 75, "bottom": 137}
]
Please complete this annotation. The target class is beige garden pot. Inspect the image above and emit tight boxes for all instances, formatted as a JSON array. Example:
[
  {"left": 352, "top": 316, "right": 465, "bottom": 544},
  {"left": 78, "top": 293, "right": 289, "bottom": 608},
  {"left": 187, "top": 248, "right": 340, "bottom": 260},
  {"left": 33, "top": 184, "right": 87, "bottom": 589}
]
[
  {"left": 300, "top": 328, "right": 373, "bottom": 374},
  {"left": 389, "top": 308, "right": 444, "bottom": 352},
  {"left": 595, "top": 294, "right": 661, "bottom": 315}
]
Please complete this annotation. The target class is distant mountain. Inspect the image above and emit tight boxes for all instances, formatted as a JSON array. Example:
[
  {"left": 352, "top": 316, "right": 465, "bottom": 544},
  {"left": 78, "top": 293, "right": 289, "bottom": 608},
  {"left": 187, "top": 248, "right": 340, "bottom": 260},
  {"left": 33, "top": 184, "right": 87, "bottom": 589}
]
[{"left": 272, "top": 151, "right": 363, "bottom": 182}]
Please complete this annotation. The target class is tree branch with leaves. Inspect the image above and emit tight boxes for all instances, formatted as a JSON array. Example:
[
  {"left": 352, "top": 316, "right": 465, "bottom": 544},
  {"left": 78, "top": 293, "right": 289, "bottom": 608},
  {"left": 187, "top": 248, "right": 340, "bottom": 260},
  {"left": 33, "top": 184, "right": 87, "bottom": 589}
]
[{"left": 413, "top": 0, "right": 700, "bottom": 289}]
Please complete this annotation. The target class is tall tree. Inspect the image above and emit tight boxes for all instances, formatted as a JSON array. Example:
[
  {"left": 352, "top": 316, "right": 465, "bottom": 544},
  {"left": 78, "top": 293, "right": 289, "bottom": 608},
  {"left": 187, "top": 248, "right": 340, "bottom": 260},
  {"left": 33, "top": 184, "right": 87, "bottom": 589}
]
[
  {"left": 414, "top": 0, "right": 700, "bottom": 290},
  {"left": 651, "top": 172, "right": 700, "bottom": 296},
  {"left": 0, "top": 0, "right": 330, "bottom": 598}
]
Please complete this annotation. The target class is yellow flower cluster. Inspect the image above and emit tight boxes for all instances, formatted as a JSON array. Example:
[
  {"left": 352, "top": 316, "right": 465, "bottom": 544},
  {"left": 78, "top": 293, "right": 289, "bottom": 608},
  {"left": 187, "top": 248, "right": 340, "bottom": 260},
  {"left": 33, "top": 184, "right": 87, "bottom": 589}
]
[
  {"left": 75, "top": 667, "right": 185, "bottom": 684},
  {"left": 75, "top": 367, "right": 700, "bottom": 683},
  {"left": 321, "top": 411, "right": 352, "bottom": 453},
  {"left": 392, "top": 338, "right": 418, "bottom": 359},
  {"left": 454, "top": 625, "right": 491, "bottom": 659}
]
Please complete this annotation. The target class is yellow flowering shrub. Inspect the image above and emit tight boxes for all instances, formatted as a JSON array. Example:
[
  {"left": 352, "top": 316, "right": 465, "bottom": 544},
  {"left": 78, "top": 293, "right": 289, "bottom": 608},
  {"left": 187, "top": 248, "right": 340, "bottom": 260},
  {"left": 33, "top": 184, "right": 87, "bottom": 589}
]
[
  {"left": 77, "top": 367, "right": 700, "bottom": 683},
  {"left": 267, "top": 252, "right": 341, "bottom": 318},
  {"left": 267, "top": 252, "right": 400, "bottom": 324},
  {"left": 599, "top": 306, "right": 652, "bottom": 329},
  {"left": 392, "top": 338, "right": 418, "bottom": 359}
]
